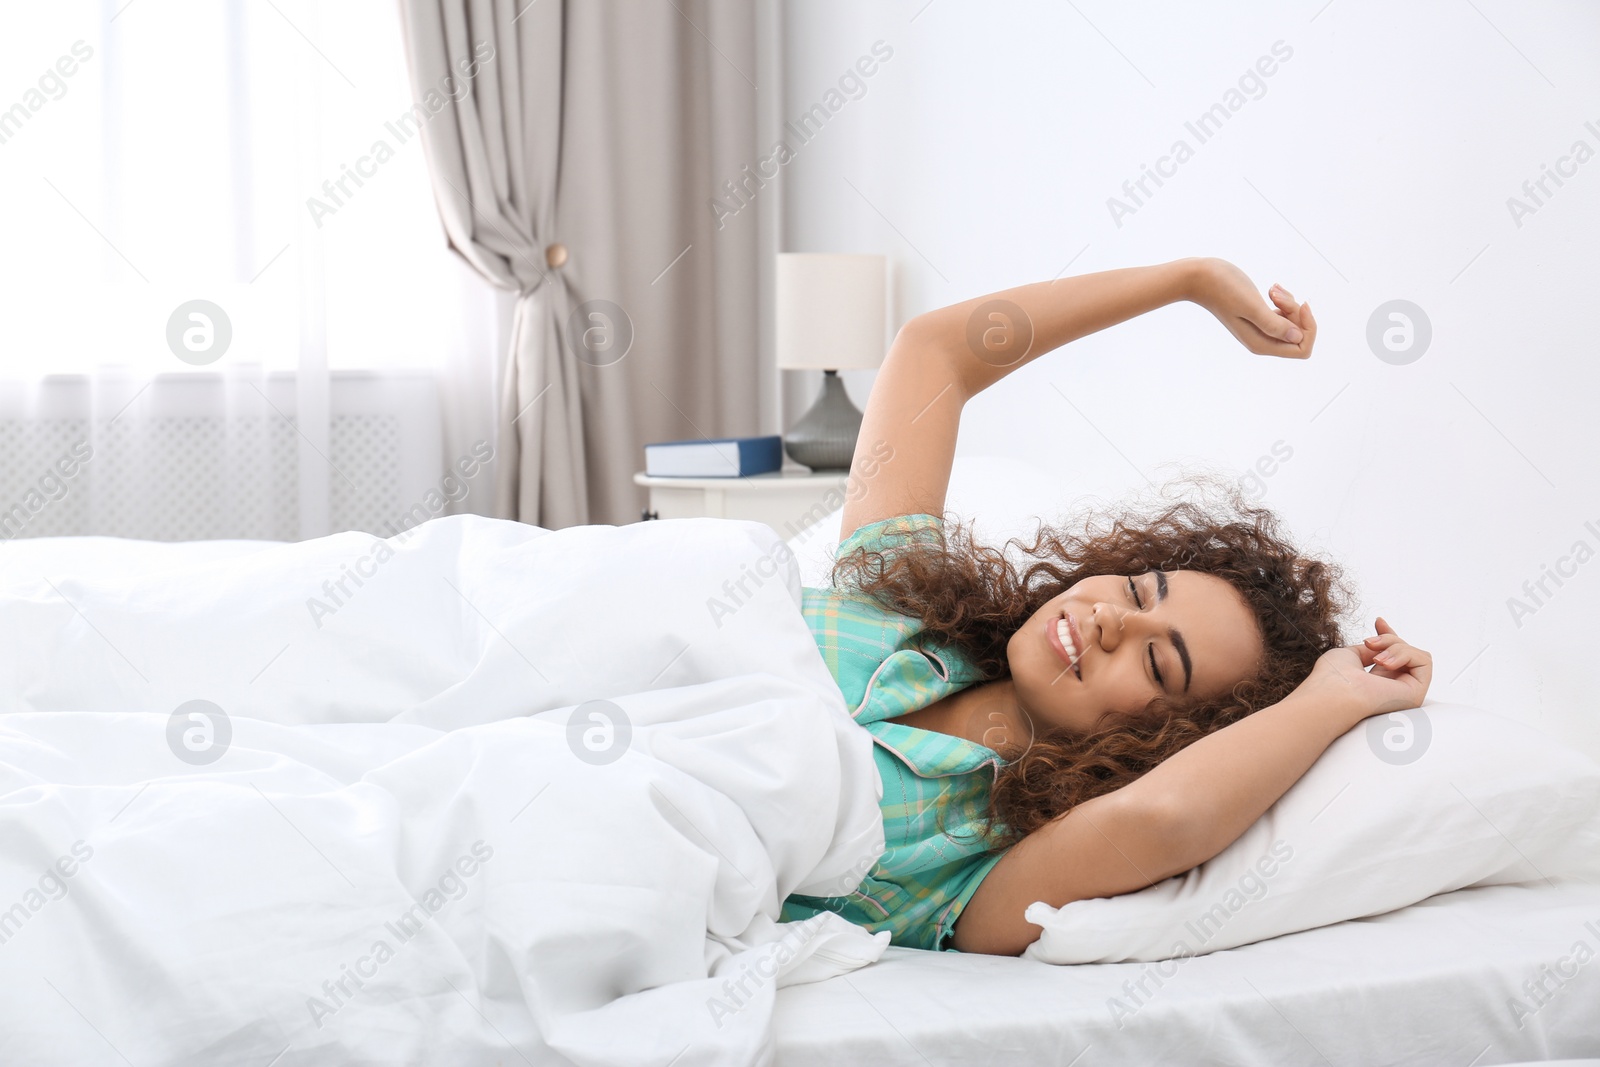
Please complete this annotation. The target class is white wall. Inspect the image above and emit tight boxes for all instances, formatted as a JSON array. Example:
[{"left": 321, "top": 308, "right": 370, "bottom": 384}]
[{"left": 779, "top": 0, "right": 1600, "bottom": 760}]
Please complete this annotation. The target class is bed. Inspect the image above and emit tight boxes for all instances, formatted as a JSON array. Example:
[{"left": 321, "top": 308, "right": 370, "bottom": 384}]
[
  {"left": 775, "top": 879, "right": 1600, "bottom": 1065},
  {"left": 1, "top": 461, "right": 1595, "bottom": 1066}
]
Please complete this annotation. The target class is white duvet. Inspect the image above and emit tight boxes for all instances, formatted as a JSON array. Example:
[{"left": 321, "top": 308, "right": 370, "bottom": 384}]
[{"left": 0, "top": 515, "right": 889, "bottom": 1066}]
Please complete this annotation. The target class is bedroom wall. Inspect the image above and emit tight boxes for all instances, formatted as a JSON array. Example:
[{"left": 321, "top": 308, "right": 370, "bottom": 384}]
[{"left": 778, "top": 0, "right": 1600, "bottom": 760}]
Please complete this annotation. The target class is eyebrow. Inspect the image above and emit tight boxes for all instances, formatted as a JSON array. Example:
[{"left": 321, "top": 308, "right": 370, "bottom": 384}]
[{"left": 1168, "top": 627, "right": 1192, "bottom": 692}]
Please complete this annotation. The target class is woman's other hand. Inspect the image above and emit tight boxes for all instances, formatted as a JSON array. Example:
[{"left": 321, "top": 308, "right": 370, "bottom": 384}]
[
  {"left": 1185, "top": 257, "right": 1317, "bottom": 359},
  {"left": 1301, "top": 617, "right": 1434, "bottom": 722}
]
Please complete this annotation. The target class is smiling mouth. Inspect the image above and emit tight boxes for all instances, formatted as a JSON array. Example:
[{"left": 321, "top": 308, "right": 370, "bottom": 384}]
[{"left": 1046, "top": 609, "right": 1083, "bottom": 679}]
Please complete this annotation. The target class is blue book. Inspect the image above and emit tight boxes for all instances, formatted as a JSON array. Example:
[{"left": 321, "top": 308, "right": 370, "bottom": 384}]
[{"left": 644, "top": 435, "right": 783, "bottom": 477}]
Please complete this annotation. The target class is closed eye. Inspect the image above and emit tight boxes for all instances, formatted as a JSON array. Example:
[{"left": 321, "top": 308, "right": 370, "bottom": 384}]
[
  {"left": 1149, "top": 644, "right": 1164, "bottom": 688},
  {"left": 1126, "top": 575, "right": 1143, "bottom": 609}
]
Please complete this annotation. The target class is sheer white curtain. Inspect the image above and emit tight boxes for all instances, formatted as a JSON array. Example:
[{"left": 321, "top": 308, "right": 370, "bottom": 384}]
[{"left": 0, "top": 0, "right": 501, "bottom": 541}]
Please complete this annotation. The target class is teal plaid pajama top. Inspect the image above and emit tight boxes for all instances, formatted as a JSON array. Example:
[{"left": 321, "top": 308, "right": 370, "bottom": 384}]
[{"left": 780, "top": 514, "right": 1011, "bottom": 952}]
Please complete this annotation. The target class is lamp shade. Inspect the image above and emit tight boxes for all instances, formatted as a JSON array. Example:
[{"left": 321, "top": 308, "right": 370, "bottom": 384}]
[{"left": 774, "top": 253, "right": 886, "bottom": 371}]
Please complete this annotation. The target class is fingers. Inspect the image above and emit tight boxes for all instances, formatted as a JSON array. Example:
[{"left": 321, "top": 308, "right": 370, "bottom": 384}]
[
  {"left": 1220, "top": 278, "right": 1313, "bottom": 358},
  {"left": 1374, "top": 642, "right": 1429, "bottom": 674},
  {"left": 1357, "top": 622, "right": 1432, "bottom": 681},
  {"left": 1367, "top": 648, "right": 1410, "bottom": 681},
  {"left": 1268, "top": 283, "right": 1301, "bottom": 317},
  {"left": 1244, "top": 283, "right": 1309, "bottom": 358},
  {"left": 1296, "top": 301, "right": 1317, "bottom": 355},
  {"left": 1387, "top": 638, "right": 1431, "bottom": 667},
  {"left": 1349, "top": 641, "right": 1385, "bottom": 667},
  {"left": 1237, "top": 318, "right": 1306, "bottom": 359},
  {"left": 1252, "top": 303, "right": 1304, "bottom": 346},
  {"left": 1268, "top": 285, "right": 1309, "bottom": 344},
  {"left": 1363, "top": 619, "right": 1420, "bottom": 670},
  {"left": 1364, "top": 619, "right": 1400, "bottom": 651},
  {"left": 1363, "top": 633, "right": 1403, "bottom": 652},
  {"left": 1367, "top": 629, "right": 1432, "bottom": 682}
]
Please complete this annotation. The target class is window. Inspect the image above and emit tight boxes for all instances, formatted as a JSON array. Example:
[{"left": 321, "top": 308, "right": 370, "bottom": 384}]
[{"left": 0, "top": 0, "right": 469, "bottom": 376}]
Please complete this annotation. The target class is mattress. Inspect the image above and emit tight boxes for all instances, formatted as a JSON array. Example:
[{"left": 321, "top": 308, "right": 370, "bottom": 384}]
[{"left": 774, "top": 879, "right": 1600, "bottom": 1066}]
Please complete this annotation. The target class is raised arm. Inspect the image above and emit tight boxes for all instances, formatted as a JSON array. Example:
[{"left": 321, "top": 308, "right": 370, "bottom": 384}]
[
  {"left": 839, "top": 257, "right": 1316, "bottom": 540},
  {"left": 952, "top": 621, "right": 1433, "bottom": 956}
]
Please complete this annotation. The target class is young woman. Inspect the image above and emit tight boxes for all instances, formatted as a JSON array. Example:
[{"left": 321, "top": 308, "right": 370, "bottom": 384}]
[{"left": 779, "top": 257, "right": 1433, "bottom": 957}]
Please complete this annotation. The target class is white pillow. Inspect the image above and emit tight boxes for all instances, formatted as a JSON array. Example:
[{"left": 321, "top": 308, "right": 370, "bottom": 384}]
[
  {"left": 1023, "top": 703, "right": 1600, "bottom": 964},
  {"left": 787, "top": 455, "right": 1068, "bottom": 587}
]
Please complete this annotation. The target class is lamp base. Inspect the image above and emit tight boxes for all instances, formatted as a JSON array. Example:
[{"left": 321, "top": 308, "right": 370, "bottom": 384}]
[{"left": 784, "top": 370, "right": 861, "bottom": 471}]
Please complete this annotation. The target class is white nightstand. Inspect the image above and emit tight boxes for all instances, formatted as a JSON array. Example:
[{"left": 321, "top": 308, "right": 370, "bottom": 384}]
[{"left": 634, "top": 470, "right": 850, "bottom": 541}]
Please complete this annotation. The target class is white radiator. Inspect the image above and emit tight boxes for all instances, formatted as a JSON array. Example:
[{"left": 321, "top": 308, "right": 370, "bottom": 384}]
[{"left": 0, "top": 371, "right": 451, "bottom": 542}]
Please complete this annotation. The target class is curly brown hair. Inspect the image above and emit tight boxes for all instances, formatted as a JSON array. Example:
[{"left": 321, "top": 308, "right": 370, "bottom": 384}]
[{"left": 829, "top": 478, "right": 1352, "bottom": 853}]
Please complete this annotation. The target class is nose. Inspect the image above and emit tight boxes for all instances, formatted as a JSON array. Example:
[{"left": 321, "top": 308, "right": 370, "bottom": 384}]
[{"left": 1090, "top": 601, "right": 1127, "bottom": 651}]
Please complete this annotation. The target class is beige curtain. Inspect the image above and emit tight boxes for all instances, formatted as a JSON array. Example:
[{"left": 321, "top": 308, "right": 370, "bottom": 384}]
[{"left": 397, "top": 0, "right": 762, "bottom": 527}]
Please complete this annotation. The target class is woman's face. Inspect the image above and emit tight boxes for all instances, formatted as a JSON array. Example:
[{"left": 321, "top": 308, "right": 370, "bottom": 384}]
[{"left": 1006, "top": 570, "right": 1265, "bottom": 735}]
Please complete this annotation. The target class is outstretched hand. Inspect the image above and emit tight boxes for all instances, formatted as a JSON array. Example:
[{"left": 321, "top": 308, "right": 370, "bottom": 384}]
[
  {"left": 1186, "top": 257, "right": 1317, "bottom": 359},
  {"left": 1301, "top": 617, "right": 1433, "bottom": 722}
]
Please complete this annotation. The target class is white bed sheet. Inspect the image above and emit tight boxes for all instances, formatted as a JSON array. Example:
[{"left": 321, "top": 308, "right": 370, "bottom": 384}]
[
  {"left": 774, "top": 879, "right": 1600, "bottom": 1066},
  {"left": 0, "top": 517, "right": 893, "bottom": 1064}
]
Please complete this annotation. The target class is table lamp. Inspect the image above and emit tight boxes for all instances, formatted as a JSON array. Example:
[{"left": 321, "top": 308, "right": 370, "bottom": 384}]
[{"left": 775, "top": 252, "right": 886, "bottom": 471}]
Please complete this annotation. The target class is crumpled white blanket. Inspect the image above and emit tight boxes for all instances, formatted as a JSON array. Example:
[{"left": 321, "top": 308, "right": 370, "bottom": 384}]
[{"left": 0, "top": 515, "right": 889, "bottom": 1066}]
